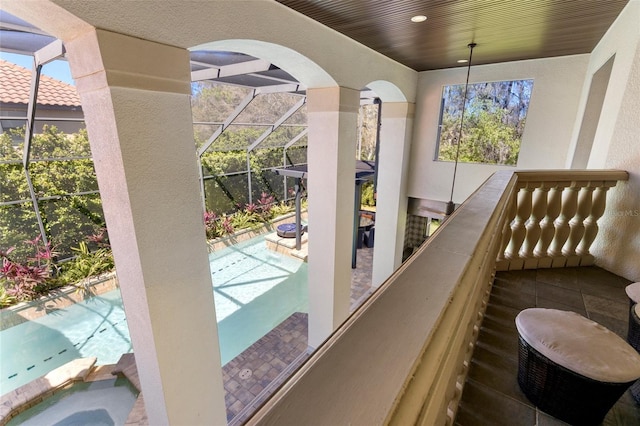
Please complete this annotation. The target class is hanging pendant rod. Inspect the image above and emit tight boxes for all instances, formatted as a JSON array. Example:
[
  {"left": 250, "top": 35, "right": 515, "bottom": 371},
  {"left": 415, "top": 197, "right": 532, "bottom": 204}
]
[{"left": 446, "top": 42, "right": 477, "bottom": 216}]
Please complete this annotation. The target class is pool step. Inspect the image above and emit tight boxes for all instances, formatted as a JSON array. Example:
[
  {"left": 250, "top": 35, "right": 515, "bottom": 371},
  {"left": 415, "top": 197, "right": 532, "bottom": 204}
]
[
  {"left": 291, "top": 247, "right": 308, "bottom": 262},
  {"left": 265, "top": 231, "right": 308, "bottom": 262},
  {"left": 84, "top": 364, "right": 116, "bottom": 382}
]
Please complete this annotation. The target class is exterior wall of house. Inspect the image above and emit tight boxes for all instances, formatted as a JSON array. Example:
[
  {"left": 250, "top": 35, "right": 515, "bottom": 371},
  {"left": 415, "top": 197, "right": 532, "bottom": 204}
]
[
  {"left": 407, "top": 54, "right": 589, "bottom": 205},
  {"left": 0, "top": 105, "right": 84, "bottom": 135},
  {"left": 579, "top": 1, "right": 640, "bottom": 281}
]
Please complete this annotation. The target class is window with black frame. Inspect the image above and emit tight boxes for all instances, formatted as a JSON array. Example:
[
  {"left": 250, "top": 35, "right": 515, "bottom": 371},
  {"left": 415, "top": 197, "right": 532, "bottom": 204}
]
[{"left": 435, "top": 79, "right": 534, "bottom": 166}]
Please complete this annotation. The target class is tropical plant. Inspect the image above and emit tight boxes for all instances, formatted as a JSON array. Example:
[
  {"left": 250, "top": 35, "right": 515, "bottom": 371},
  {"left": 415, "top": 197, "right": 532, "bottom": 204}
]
[
  {"left": 221, "top": 215, "right": 234, "bottom": 235},
  {"left": 56, "top": 241, "right": 114, "bottom": 288},
  {"left": 361, "top": 182, "right": 376, "bottom": 207},
  {"left": 231, "top": 210, "right": 261, "bottom": 230},
  {"left": 256, "top": 192, "right": 275, "bottom": 220},
  {"left": 0, "top": 285, "right": 15, "bottom": 307},
  {"left": 0, "top": 236, "right": 56, "bottom": 304},
  {"left": 0, "top": 230, "right": 116, "bottom": 307},
  {"left": 202, "top": 192, "right": 305, "bottom": 241},
  {"left": 87, "top": 227, "right": 110, "bottom": 249},
  {"left": 269, "top": 202, "right": 295, "bottom": 218},
  {"left": 204, "top": 211, "right": 222, "bottom": 239}
]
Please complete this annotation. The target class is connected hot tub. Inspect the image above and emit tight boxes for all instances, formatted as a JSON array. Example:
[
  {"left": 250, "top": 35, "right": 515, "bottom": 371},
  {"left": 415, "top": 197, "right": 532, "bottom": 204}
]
[{"left": 7, "top": 376, "right": 138, "bottom": 426}]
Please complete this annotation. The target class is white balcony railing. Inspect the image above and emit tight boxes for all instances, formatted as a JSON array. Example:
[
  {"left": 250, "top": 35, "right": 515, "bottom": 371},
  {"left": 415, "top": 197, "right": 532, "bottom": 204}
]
[
  {"left": 247, "top": 169, "right": 628, "bottom": 426},
  {"left": 497, "top": 170, "right": 628, "bottom": 271}
]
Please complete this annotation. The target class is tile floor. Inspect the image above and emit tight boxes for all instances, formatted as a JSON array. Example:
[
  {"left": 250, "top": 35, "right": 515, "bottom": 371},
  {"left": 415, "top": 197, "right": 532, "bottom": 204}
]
[{"left": 455, "top": 266, "right": 640, "bottom": 426}]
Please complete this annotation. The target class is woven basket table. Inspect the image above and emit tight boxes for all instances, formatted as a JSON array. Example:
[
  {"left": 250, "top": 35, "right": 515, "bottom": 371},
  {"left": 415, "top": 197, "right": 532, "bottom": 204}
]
[
  {"left": 626, "top": 282, "right": 640, "bottom": 328},
  {"left": 626, "top": 282, "right": 640, "bottom": 306},
  {"left": 516, "top": 308, "right": 640, "bottom": 425},
  {"left": 628, "top": 303, "right": 640, "bottom": 404}
]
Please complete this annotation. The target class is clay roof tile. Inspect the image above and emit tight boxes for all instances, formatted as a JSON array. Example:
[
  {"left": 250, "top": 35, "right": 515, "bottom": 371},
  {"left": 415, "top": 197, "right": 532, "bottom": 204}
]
[{"left": 0, "top": 59, "right": 81, "bottom": 107}]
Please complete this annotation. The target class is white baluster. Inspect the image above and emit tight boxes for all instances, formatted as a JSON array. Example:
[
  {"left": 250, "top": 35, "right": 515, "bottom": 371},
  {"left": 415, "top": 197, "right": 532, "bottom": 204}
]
[
  {"left": 534, "top": 184, "right": 563, "bottom": 267},
  {"left": 520, "top": 185, "right": 549, "bottom": 269},
  {"left": 496, "top": 191, "right": 517, "bottom": 271},
  {"left": 506, "top": 185, "right": 533, "bottom": 270},
  {"left": 548, "top": 184, "right": 579, "bottom": 267},
  {"left": 563, "top": 185, "right": 594, "bottom": 266},
  {"left": 577, "top": 184, "right": 609, "bottom": 265}
]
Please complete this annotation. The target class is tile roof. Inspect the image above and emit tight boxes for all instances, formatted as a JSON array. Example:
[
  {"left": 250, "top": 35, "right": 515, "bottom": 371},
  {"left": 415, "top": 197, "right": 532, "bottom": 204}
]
[{"left": 0, "top": 59, "right": 81, "bottom": 107}]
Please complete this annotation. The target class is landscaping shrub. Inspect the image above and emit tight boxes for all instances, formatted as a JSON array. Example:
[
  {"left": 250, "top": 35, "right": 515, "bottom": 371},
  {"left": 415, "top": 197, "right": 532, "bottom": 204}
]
[
  {"left": 0, "top": 236, "right": 56, "bottom": 304},
  {"left": 203, "top": 195, "right": 303, "bottom": 239},
  {"left": 0, "top": 230, "right": 114, "bottom": 307},
  {"left": 361, "top": 181, "right": 376, "bottom": 207}
]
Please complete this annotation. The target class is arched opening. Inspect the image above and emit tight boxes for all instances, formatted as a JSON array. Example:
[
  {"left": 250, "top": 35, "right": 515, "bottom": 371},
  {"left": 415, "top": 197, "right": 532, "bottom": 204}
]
[
  {"left": 0, "top": 3, "right": 417, "bottom": 423},
  {"left": 358, "top": 81, "right": 413, "bottom": 287}
]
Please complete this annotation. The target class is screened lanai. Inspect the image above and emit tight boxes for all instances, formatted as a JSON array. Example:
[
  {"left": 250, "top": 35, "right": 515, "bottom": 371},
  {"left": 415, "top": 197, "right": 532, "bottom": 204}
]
[
  {"left": 1, "top": 9, "right": 384, "bottom": 424},
  {"left": 0, "top": 10, "right": 382, "bottom": 260}
]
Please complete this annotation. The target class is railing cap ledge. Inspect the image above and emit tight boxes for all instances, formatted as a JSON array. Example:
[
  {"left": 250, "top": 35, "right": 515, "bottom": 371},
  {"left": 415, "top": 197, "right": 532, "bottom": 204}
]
[{"left": 514, "top": 169, "right": 628, "bottom": 182}]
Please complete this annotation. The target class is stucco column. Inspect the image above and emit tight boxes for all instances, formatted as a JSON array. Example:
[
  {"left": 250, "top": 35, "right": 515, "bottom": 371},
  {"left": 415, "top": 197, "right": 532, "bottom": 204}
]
[
  {"left": 65, "top": 30, "right": 226, "bottom": 425},
  {"left": 306, "top": 86, "right": 359, "bottom": 348},
  {"left": 372, "top": 102, "right": 415, "bottom": 287}
]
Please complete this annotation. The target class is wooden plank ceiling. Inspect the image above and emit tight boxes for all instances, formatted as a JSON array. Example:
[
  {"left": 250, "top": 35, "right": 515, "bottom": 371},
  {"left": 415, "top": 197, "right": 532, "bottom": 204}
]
[{"left": 276, "top": 0, "right": 629, "bottom": 71}]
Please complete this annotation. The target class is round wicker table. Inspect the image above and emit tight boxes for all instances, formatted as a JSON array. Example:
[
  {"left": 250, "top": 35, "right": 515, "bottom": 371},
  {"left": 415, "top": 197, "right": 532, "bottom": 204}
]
[
  {"left": 626, "top": 282, "right": 640, "bottom": 305},
  {"left": 516, "top": 308, "right": 640, "bottom": 425},
  {"left": 627, "top": 303, "right": 640, "bottom": 404}
]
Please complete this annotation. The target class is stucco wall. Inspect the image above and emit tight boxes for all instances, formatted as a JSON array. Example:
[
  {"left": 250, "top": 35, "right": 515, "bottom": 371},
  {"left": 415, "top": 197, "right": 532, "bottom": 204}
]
[
  {"left": 584, "top": 1, "right": 640, "bottom": 281},
  {"left": 407, "top": 55, "right": 589, "bottom": 203}
]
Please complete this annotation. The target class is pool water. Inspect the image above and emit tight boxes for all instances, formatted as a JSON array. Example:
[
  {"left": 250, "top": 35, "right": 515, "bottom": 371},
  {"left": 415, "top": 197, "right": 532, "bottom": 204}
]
[
  {"left": 7, "top": 377, "right": 138, "bottom": 426},
  {"left": 210, "top": 239, "right": 308, "bottom": 363},
  {"left": 0, "top": 235, "right": 308, "bottom": 395},
  {"left": 0, "top": 291, "right": 130, "bottom": 395}
]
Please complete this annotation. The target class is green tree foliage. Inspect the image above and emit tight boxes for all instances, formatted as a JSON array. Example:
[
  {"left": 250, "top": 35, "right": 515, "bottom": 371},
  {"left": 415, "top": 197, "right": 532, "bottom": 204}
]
[
  {"left": 361, "top": 181, "right": 376, "bottom": 207},
  {"left": 437, "top": 80, "right": 533, "bottom": 165},
  {"left": 0, "top": 126, "right": 105, "bottom": 260},
  {"left": 357, "top": 104, "right": 379, "bottom": 161},
  {"left": 355, "top": 103, "right": 381, "bottom": 208}
]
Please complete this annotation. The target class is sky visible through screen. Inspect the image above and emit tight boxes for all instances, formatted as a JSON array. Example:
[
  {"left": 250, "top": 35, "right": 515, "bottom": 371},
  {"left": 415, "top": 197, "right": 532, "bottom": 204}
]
[{"left": 0, "top": 51, "right": 75, "bottom": 86}]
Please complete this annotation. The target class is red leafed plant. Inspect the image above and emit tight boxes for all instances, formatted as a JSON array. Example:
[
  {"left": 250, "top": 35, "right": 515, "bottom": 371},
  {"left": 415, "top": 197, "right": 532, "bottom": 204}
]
[
  {"left": 221, "top": 215, "right": 234, "bottom": 235},
  {"left": 0, "top": 236, "right": 56, "bottom": 303},
  {"left": 257, "top": 192, "right": 274, "bottom": 219}
]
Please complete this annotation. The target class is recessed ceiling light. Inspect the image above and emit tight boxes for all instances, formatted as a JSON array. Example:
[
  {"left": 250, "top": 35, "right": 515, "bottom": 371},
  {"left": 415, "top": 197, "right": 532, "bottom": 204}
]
[
  {"left": 411, "top": 15, "right": 427, "bottom": 23},
  {"left": 457, "top": 59, "right": 468, "bottom": 63}
]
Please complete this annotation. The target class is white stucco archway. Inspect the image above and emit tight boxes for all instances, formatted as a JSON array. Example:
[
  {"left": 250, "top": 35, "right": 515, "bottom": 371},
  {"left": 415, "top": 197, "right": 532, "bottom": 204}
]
[
  {"left": 359, "top": 80, "right": 414, "bottom": 286},
  {"left": 192, "top": 39, "right": 336, "bottom": 89},
  {"left": 191, "top": 39, "right": 358, "bottom": 346}
]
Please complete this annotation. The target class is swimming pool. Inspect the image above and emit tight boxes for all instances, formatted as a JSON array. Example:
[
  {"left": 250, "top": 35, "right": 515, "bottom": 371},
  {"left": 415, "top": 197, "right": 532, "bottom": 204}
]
[{"left": 0, "top": 235, "right": 308, "bottom": 395}]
